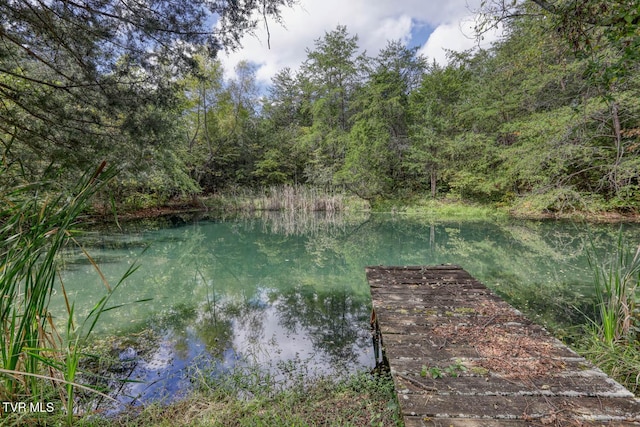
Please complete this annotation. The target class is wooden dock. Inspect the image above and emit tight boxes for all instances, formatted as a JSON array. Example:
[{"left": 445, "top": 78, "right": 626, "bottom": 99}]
[{"left": 366, "top": 265, "right": 640, "bottom": 426}]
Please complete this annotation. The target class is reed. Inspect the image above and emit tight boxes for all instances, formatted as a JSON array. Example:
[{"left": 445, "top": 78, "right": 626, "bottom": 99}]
[
  {"left": 258, "top": 185, "right": 341, "bottom": 212},
  {"left": 587, "top": 231, "right": 640, "bottom": 347},
  {"left": 0, "top": 162, "right": 126, "bottom": 422},
  {"left": 205, "top": 185, "right": 368, "bottom": 213}
]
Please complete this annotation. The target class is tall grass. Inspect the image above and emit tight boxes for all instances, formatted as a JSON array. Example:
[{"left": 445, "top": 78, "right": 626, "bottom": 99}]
[
  {"left": 587, "top": 231, "right": 640, "bottom": 346},
  {"left": 583, "top": 230, "right": 640, "bottom": 394},
  {"left": 205, "top": 185, "right": 369, "bottom": 213},
  {"left": 0, "top": 161, "right": 130, "bottom": 421},
  {"left": 259, "top": 185, "right": 343, "bottom": 212},
  {"left": 89, "top": 367, "right": 401, "bottom": 427}
]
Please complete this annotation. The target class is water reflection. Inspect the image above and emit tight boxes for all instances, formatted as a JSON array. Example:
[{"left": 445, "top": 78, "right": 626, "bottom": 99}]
[
  {"left": 94, "top": 288, "right": 373, "bottom": 411},
  {"left": 56, "top": 212, "right": 640, "bottom": 409}
]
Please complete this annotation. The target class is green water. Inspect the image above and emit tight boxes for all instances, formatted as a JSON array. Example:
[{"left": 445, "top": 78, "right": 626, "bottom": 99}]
[{"left": 56, "top": 211, "right": 639, "bottom": 406}]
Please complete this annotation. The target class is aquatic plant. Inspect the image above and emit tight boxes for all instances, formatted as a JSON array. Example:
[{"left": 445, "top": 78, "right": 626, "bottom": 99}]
[
  {"left": 204, "top": 184, "right": 368, "bottom": 213},
  {"left": 0, "top": 162, "right": 130, "bottom": 423},
  {"left": 587, "top": 230, "right": 640, "bottom": 346},
  {"left": 581, "top": 230, "right": 640, "bottom": 394},
  {"left": 581, "top": 334, "right": 640, "bottom": 396}
]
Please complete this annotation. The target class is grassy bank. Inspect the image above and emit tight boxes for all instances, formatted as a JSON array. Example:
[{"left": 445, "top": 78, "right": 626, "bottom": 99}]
[
  {"left": 101, "top": 186, "right": 639, "bottom": 224},
  {"left": 372, "top": 197, "right": 508, "bottom": 220},
  {"left": 107, "top": 372, "right": 400, "bottom": 427},
  {"left": 374, "top": 195, "right": 640, "bottom": 223},
  {"left": 2, "top": 369, "right": 401, "bottom": 427}
]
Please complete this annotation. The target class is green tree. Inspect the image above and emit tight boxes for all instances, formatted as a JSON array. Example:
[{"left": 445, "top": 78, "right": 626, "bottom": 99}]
[
  {"left": 185, "top": 59, "right": 261, "bottom": 191},
  {"left": 256, "top": 68, "right": 309, "bottom": 185},
  {"left": 338, "top": 41, "right": 426, "bottom": 199},
  {"left": 477, "top": 1, "right": 640, "bottom": 109},
  {"left": 407, "top": 61, "right": 468, "bottom": 198},
  {"left": 182, "top": 52, "right": 225, "bottom": 191},
  {"left": 298, "top": 25, "right": 365, "bottom": 185},
  {"left": 449, "top": 17, "right": 588, "bottom": 203},
  {"left": 474, "top": 4, "right": 640, "bottom": 210},
  {"left": 0, "top": 0, "right": 295, "bottom": 195}
]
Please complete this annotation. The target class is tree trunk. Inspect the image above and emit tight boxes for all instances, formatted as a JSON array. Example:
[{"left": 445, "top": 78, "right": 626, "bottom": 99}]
[
  {"left": 609, "top": 101, "right": 623, "bottom": 195},
  {"left": 430, "top": 167, "right": 437, "bottom": 198}
]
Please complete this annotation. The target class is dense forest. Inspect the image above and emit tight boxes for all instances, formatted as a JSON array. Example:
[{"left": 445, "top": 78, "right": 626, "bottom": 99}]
[{"left": 2, "top": 0, "right": 639, "bottom": 214}]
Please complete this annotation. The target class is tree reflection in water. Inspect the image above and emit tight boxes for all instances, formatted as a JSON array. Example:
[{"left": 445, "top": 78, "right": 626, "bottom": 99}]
[
  {"left": 57, "top": 211, "right": 640, "bottom": 411},
  {"left": 107, "top": 288, "right": 372, "bottom": 409}
]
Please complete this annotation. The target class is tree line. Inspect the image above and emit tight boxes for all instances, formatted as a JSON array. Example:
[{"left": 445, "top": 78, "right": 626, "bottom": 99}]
[{"left": 2, "top": 1, "right": 639, "bottom": 213}]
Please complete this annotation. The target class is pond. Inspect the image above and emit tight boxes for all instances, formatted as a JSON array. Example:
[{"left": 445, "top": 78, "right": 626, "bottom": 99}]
[{"left": 56, "top": 211, "right": 639, "bottom": 410}]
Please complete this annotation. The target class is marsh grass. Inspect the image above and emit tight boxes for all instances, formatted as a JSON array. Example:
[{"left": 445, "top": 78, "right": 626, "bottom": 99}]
[
  {"left": 582, "top": 230, "right": 640, "bottom": 393},
  {"left": 581, "top": 337, "right": 640, "bottom": 395},
  {"left": 587, "top": 231, "right": 640, "bottom": 346},
  {"left": 0, "top": 162, "right": 138, "bottom": 423},
  {"left": 258, "top": 209, "right": 370, "bottom": 237},
  {"left": 205, "top": 185, "right": 368, "bottom": 213}
]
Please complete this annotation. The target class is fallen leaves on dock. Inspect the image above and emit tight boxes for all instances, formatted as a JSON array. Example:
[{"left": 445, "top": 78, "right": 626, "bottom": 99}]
[{"left": 431, "top": 298, "right": 568, "bottom": 380}]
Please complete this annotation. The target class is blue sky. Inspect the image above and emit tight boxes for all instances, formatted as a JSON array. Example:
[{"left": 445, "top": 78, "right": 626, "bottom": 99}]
[
  {"left": 220, "top": 0, "right": 503, "bottom": 84},
  {"left": 408, "top": 21, "right": 436, "bottom": 49}
]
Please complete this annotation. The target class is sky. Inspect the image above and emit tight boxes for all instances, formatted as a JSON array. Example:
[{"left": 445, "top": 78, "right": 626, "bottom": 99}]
[{"left": 219, "top": 0, "right": 504, "bottom": 85}]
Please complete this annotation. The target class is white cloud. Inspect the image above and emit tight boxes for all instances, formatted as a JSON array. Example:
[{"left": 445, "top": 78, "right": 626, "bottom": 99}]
[
  {"left": 219, "top": 0, "right": 500, "bottom": 84},
  {"left": 419, "top": 15, "right": 503, "bottom": 66}
]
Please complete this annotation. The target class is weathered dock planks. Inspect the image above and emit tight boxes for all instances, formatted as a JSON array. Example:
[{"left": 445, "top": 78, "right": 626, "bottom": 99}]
[{"left": 366, "top": 265, "right": 640, "bottom": 426}]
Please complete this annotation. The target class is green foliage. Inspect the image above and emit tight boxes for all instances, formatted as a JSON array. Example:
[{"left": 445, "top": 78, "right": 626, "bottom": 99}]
[
  {"left": 478, "top": 1, "right": 640, "bottom": 86},
  {"left": 490, "top": 106, "right": 594, "bottom": 205},
  {"left": 420, "top": 360, "right": 467, "bottom": 379},
  {"left": 580, "top": 335, "right": 640, "bottom": 396},
  {"left": 338, "top": 114, "right": 392, "bottom": 199},
  {"left": 4, "top": 1, "right": 640, "bottom": 214},
  {"left": 407, "top": 61, "right": 469, "bottom": 198},
  {"left": 587, "top": 231, "right": 640, "bottom": 346},
  {"left": 256, "top": 68, "right": 311, "bottom": 186},
  {"left": 0, "top": 0, "right": 295, "bottom": 204},
  {"left": 0, "top": 162, "right": 136, "bottom": 422},
  {"left": 444, "top": 360, "right": 467, "bottom": 377},
  {"left": 81, "top": 369, "right": 401, "bottom": 427},
  {"left": 182, "top": 57, "right": 263, "bottom": 192},
  {"left": 577, "top": 230, "right": 640, "bottom": 395},
  {"left": 292, "top": 26, "right": 367, "bottom": 186},
  {"left": 338, "top": 41, "right": 425, "bottom": 199},
  {"left": 428, "top": 367, "right": 443, "bottom": 379}
]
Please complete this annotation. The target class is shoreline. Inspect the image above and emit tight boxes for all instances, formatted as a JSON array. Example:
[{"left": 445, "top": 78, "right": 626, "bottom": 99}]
[{"left": 92, "top": 196, "right": 640, "bottom": 225}]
